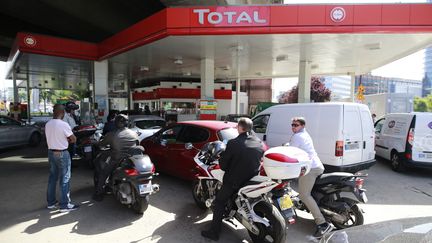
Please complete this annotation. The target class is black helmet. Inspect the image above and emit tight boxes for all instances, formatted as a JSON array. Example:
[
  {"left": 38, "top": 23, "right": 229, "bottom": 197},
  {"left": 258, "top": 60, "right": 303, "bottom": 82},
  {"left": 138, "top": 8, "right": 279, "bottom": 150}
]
[
  {"left": 114, "top": 114, "right": 129, "bottom": 129},
  {"left": 206, "top": 141, "right": 226, "bottom": 161},
  {"left": 65, "top": 101, "right": 79, "bottom": 112}
]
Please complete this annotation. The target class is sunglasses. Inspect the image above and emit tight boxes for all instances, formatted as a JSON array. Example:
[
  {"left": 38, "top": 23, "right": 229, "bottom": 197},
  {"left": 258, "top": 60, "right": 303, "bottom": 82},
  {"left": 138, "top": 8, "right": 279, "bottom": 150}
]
[{"left": 291, "top": 123, "right": 301, "bottom": 127}]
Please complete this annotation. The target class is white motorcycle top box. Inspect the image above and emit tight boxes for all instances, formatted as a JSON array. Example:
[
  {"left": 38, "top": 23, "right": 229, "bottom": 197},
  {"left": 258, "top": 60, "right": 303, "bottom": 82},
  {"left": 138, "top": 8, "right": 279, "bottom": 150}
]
[{"left": 263, "top": 146, "right": 312, "bottom": 180}]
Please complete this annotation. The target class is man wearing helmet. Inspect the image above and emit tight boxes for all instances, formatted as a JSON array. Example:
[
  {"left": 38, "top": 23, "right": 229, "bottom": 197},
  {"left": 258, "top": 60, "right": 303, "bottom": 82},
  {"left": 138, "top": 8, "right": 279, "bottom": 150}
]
[
  {"left": 202, "top": 117, "right": 265, "bottom": 241},
  {"left": 63, "top": 101, "right": 79, "bottom": 159},
  {"left": 93, "top": 114, "right": 139, "bottom": 201}
]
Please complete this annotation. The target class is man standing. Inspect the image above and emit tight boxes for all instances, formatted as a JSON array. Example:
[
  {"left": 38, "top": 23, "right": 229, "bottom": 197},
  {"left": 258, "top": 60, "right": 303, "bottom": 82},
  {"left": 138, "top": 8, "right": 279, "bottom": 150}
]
[
  {"left": 289, "top": 117, "right": 332, "bottom": 238},
  {"left": 45, "top": 104, "right": 79, "bottom": 212},
  {"left": 201, "top": 117, "right": 264, "bottom": 241}
]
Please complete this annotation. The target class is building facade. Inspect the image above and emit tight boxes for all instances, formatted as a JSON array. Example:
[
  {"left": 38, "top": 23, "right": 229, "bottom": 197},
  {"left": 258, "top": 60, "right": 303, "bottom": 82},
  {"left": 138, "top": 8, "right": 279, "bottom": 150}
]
[{"left": 355, "top": 74, "right": 422, "bottom": 97}]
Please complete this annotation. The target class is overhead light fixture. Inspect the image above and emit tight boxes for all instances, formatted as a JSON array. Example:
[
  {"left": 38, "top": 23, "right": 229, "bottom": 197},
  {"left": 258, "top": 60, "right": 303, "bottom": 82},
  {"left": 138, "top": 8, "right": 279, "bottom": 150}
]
[
  {"left": 276, "top": 54, "right": 288, "bottom": 62},
  {"left": 229, "top": 45, "right": 244, "bottom": 52},
  {"left": 117, "top": 74, "right": 125, "bottom": 78},
  {"left": 183, "top": 71, "right": 191, "bottom": 76},
  {"left": 255, "top": 72, "right": 262, "bottom": 76},
  {"left": 220, "top": 65, "right": 230, "bottom": 71},
  {"left": 140, "top": 66, "right": 149, "bottom": 71},
  {"left": 174, "top": 59, "right": 183, "bottom": 65},
  {"left": 311, "top": 64, "right": 319, "bottom": 69},
  {"left": 364, "top": 43, "right": 381, "bottom": 50}
]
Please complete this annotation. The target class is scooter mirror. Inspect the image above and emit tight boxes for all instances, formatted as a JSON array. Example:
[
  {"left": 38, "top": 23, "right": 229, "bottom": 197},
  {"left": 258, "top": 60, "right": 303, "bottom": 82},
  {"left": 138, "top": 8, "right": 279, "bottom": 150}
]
[{"left": 185, "top": 143, "right": 193, "bottom": 150}]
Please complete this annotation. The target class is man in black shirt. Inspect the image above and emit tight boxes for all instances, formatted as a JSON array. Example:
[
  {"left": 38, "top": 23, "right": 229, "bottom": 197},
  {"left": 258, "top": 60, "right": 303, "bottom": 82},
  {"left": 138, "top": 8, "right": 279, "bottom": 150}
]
[{"left": 201, "top": 117, "right": 264, "bottom": 241}]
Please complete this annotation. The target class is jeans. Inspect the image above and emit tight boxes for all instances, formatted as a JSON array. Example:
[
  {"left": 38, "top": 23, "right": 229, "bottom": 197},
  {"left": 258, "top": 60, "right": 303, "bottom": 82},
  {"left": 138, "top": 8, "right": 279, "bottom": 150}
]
[
  {"left": 210, "top": 183, "right": 238, "bottom": 234},
  {"left": 47, "top": 150, "right": 72, "bottom": 208}
]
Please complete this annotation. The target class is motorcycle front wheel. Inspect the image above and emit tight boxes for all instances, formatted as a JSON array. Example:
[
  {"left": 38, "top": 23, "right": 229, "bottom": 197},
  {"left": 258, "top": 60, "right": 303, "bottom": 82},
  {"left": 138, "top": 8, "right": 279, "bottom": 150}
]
[
  {"left": 192, "top": 180, "right": 207, "bottom": 209},
  {"left": 248, "top": 201, "right": 286, "bottom": 243},
  {"left": 331, "top": 204, "right": 364, "bottom": 229}
]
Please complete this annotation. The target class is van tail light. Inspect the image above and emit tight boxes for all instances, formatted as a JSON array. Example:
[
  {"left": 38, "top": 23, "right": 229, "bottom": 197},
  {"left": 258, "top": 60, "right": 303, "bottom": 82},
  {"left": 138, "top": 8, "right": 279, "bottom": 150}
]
[
  {"left": 355, "top": 178, "right": 364, "bottom": 189},
  {"left": 407, "top": 128, "right": 414, "bottom": 146},
  {"left": 405, "top": 153, "right": 412, "bottom": 159},
  {"left": 335, "top": 141, "right": 344, "bottom": 157}
]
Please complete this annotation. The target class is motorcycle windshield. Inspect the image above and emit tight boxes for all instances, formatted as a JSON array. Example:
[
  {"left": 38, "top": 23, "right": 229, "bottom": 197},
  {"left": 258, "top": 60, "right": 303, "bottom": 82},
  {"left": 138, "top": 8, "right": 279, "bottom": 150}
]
[{"left": 130, "top": 155, "right": 154, "bottom": 173}]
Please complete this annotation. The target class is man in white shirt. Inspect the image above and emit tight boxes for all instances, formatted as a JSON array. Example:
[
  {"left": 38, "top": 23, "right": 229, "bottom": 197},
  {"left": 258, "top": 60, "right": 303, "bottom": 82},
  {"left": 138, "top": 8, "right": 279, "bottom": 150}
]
[
  {"left": 45, "top": 104, "right": 79, "bottom": 212},
  {"left": 289, "top": 117, "right": 333, "bottom": 238}
]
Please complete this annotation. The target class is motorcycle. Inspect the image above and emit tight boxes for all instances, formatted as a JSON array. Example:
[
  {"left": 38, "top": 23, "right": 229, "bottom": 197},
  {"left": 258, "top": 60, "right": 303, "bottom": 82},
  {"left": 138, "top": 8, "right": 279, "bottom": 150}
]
[
  {"left": 288, "top": 172, "right": 368, "bottom": 229},
  {"left": 93, "top": 145, "right": 159, "bottom": 214},
  {"left": 73, "top": 125, "right": 98, "bottom": 168},
  {"left": 186, "top": 141, "right": 287, "bottom": 243}
]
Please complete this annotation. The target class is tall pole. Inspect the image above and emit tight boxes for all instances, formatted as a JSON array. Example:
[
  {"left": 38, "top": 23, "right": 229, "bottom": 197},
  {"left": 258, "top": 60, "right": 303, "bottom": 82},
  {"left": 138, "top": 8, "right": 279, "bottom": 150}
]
[
  {"left": 26, "top": 68, "right": 31, "bottom": 122},
  {"left": 236, "top": 48, "right": 241, "bottom": 114},
  {"left": 12, "top": 69, "right": 18, "bottom": 103}
]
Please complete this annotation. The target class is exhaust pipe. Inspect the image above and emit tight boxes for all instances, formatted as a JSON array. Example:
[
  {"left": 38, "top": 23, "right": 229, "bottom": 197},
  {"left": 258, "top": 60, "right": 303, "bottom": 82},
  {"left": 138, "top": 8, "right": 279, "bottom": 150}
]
[
  {"left": 321, "top": 208, "right": 346, "bottom": 224},
  {"left": 152, "top": 184, "right": 160, "bottom": 193}
]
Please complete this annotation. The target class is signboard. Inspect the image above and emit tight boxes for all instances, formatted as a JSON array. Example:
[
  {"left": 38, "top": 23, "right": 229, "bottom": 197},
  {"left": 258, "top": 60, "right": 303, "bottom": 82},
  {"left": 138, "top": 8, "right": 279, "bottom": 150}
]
[
  {"left": 191, "top": 7, "right": 269, "bottom": 27},
  {"left": 199, "top": 100, "right": 217, "bottom": 120}
]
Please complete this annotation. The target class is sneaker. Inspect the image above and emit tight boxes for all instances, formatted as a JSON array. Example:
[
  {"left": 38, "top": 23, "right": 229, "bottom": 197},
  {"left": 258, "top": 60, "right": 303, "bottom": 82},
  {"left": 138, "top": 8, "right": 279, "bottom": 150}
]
[
  {"left": 47, "top": 200, "right": 58, "bottom": 209},
  {"left": 60, "top": 203, "right": 80, "bottom": 212},
  {"left": 201, "top": 229, "right": 219, "bottom": 241},
  {"left": 314, "top": 222, "right": 333, "bottom": 239},
  {"left": 92, "top": 193, "right": 104, "bottom": 202}
]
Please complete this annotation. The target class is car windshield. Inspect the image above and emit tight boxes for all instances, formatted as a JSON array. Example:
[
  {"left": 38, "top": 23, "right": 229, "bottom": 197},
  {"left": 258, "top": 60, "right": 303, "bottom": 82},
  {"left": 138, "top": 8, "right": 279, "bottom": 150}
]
[
  {"left": 218, "top": 127, "right": 238, "bottom": 143},
  {"left": 135, "top": 120, "right": 165, "bottom": 129}
]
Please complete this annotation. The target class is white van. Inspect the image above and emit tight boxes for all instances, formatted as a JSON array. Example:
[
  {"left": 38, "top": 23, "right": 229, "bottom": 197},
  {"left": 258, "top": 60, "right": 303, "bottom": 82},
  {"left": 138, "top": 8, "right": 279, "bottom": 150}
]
[
  {"left": 374, "top": 112, "right": 432, "bottom": 172},
  {"left": 252, "top": 102, "right": 376, "bottom": 172}
]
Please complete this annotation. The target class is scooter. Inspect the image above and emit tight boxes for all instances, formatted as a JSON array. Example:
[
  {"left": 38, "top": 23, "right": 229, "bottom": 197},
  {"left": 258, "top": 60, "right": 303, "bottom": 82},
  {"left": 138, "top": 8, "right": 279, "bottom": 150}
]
[
  {"left": 277, "top": 172, "right": 368, "bottom": 229},
  {"left": 94, "top": 145, "right": 159, "bottom": 214},
  {"left": 73, "top": 125, "right": 98, "bottom": 168},
  {"left": 186, "top": 141, "right": 287, "bottom": 243}
]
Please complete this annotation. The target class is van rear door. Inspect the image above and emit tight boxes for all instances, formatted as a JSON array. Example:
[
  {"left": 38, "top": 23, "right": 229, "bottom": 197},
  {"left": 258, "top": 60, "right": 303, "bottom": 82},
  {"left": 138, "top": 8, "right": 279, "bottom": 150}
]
[
  {"left": 359, "top": 105, "right": 376, "bottom": 162},
  {"left": 342, "top": 105, "right": 363, "bottom": 166},
  {"left": 411, "top": 113, "right": 432, "bottom": 163}
]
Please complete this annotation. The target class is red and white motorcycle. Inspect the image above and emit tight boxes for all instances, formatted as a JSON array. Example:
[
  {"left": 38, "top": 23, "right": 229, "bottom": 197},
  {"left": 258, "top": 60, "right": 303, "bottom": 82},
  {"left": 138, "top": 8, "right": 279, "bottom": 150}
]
[{"left": 186, "top": 141, "right": 310, "bottom": 243}]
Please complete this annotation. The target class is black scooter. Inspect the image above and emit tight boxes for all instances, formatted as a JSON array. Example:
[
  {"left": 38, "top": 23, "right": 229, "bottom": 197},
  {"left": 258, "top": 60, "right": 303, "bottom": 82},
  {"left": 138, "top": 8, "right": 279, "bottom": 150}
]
[
  {"left": 274, "top": 172, "right": 368, "bottom": 229},
  {"left": 94, "top": 146, "right": 159, "bottom": 214}
]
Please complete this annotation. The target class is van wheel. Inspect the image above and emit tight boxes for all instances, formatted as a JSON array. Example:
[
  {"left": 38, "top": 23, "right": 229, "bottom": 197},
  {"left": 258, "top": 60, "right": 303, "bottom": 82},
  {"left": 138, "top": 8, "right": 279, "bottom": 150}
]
[{"left": 391, "top": 152, "right": 406, "bottom": 172}]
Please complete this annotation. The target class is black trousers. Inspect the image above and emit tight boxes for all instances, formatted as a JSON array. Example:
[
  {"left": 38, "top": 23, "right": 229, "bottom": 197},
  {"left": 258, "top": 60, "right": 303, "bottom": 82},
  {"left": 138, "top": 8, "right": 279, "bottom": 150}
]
[
  {"left": 94, "top": 151, "right": 119, "bottom": 195},
  {"left": 210, "top": 183, "right": 238, "bottom": 234}
]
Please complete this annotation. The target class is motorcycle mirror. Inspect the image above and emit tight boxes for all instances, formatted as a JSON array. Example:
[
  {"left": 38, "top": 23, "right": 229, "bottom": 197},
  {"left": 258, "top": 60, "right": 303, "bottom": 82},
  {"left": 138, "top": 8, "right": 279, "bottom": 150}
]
[{"left": 185, "top": 143, "right": 193, "bottom": 150}]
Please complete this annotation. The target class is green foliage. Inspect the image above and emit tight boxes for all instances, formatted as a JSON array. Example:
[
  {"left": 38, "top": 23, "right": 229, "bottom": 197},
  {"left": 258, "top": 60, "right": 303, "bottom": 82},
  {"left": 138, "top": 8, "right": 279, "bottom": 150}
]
[{"left": 414, "top": 95, "right": 432, "bottom": 112}]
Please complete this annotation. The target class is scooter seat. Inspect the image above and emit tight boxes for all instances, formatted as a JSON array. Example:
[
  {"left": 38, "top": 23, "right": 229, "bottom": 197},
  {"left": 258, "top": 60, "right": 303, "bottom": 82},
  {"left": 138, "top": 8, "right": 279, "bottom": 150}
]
[
  {"left": 243, "top": 176, "right": 271, "bottom": 186},
  {"left": 315, "top": 172, "right": 354, "bottom": 185}
]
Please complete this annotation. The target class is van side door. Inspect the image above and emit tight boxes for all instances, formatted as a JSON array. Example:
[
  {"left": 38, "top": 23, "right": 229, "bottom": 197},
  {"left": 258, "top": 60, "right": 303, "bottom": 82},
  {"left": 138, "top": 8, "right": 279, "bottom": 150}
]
[
  {"left": 374, "top": 118, "right": 386, "bottom": 158},
  {"left": 252, "top": 115, "right": 270, "bottom": 143}
]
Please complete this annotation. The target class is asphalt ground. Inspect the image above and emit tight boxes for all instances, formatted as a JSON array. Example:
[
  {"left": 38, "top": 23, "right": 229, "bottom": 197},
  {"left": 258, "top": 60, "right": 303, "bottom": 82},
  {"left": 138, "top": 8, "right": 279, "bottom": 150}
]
[{"left": 0, "top": 142, "right": 431, "bottom": 243}]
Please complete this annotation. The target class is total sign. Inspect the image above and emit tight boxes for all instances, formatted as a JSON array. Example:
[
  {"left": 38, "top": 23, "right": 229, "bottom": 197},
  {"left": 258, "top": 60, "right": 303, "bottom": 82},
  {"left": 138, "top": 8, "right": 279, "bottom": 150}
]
[{"left": 192, "top": 7, "right": 269, "bottom": 27}]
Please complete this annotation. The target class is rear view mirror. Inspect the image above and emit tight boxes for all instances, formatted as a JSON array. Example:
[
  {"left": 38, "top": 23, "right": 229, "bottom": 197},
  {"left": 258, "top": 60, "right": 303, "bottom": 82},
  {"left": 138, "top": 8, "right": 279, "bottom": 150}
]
[{"left": 185, "top": 143, "right": 193, "bottom": 150}]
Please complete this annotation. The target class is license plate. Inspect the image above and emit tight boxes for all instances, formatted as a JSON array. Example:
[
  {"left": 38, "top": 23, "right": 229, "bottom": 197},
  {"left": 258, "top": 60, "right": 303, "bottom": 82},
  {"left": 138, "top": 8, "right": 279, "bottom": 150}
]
[
  {"left": 139, "top": 183, "right": 152, "bottom": 195},
  {"left": 278, "top": 195, "right": 294, "bottom": 210},
  {"left": 84, "top": 146, "right": 92, "bottom": 152}
]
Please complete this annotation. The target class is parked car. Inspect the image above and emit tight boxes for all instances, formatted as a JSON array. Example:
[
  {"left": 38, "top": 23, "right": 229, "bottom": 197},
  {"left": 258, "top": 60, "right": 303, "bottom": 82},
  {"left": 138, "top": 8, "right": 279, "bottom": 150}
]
[
  {"left": 0, "top": 115, "right": 42, "bottom": 149},
  {"left": 252, "top": 102, "right": 376, "bottom": 173},
  {"left": 140, "top": 120, "right": 238, "bottom": 180},
  {"left": 374, "top": 112, "right": 432, "bottom": 172},
  {"left": 128, "top": 115, "right": 166, "bottom": 142}
]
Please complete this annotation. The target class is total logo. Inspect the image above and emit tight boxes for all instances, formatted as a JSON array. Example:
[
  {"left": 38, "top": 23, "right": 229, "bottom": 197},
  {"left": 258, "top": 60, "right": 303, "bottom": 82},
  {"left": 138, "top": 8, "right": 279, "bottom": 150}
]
[
  {"left": 330, "top": 7, "right": 346, "bottom": 23},
  {"left": 193, "top": 9, "right": 267, "bottom": 25},
  {"left": 24, "top": 36, "right": 37, "bottom": 47}
]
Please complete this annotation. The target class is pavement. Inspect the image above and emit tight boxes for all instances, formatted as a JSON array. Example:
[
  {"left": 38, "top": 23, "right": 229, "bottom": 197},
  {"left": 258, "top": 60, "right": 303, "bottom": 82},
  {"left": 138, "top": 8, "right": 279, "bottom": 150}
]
[{"left": 0, "top": 142, "right": 431, "bottom": 243}]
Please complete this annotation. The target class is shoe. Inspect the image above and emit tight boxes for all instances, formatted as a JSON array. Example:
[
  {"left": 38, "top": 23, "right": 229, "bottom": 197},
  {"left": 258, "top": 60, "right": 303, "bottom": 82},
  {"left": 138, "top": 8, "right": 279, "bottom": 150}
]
[
  {"left": 47, "top": 200, "right": 58, "bottom": 209},
  {"left": 73, "top": 154, "right": 82, "bottom": 160},
  {"left": 314, "top": 222, "right": 333, "bottom": 239},
  {"left": 201, "top": 229, "right": 219, "bottom": 241},
  {"left": 92, "top": 193, "right": 104, "bottom": 202},
  {"left": 60, "top": 203, "right": 80, "bottom": 212}
]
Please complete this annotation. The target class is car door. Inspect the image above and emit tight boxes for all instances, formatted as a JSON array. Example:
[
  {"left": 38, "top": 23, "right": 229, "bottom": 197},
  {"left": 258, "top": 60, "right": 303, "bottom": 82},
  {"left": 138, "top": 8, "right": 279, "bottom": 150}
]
[
  {"left": 0, "top": 117, "right": 24, "bottom": 146},
  {"left": 167, "top": 125, "right": 210, "bottom": 180},
  {"left": 144, "top": 125, "right": 184, "bottom": 174},
  {"left": 374, "top": 118, "right": 386, "bottom": 158}
]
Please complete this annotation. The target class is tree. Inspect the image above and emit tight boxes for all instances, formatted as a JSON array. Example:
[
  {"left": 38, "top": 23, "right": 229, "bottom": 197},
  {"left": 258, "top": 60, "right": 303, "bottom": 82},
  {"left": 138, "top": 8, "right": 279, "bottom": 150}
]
[
  {"left": 278, "top": 76, "right": 332, "bottom": 103},
  {"left": 413, "top": 95, "right": 432, "bottom": 112}
]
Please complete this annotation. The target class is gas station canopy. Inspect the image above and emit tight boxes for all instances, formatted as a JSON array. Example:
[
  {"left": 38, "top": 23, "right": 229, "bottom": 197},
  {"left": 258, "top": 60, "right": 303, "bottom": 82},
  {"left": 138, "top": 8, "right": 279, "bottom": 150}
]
[{"left": 5, "top": 4, "right": 432, "bottom": 86}]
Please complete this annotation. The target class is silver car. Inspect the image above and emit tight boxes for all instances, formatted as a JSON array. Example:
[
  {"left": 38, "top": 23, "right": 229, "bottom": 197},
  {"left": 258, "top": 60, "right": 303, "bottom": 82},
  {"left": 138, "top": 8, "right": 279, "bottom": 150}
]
[
  {"left": 0, "top": 115, "right": 42, "bottom": 149},
  {"left": 128, "top": 115, "right": 166, "bottom": 142}
]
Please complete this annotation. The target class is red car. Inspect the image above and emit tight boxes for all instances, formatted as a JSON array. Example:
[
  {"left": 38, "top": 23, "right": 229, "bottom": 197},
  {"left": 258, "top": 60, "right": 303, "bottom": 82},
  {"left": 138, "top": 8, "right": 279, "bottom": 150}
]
[{"left": 140, "top": 120, "right": 238, "bottom": 180}]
